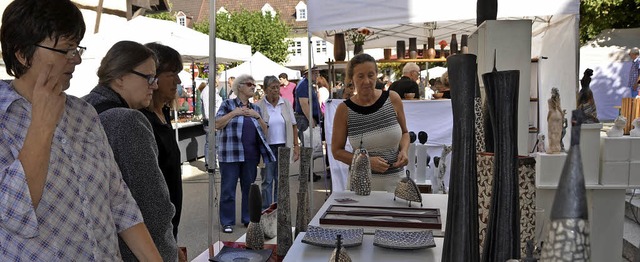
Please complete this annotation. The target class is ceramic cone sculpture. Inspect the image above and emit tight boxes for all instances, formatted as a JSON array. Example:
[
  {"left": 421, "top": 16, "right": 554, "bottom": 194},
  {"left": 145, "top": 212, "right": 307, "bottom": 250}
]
[
  {"left": 541, "top": 110, "right": 591, "bottom": 260},
  {"left": 481, "top": 52, "right": 521, "bottom": 261},
  {"left": 442, "top": 54, "right": 479, "bottom": 262},
  {"left": 246, "top": 184, "right": 264, "bottom": 250},
  {"left": 276, "top": 147, "right": 292, "bottom": 257}
]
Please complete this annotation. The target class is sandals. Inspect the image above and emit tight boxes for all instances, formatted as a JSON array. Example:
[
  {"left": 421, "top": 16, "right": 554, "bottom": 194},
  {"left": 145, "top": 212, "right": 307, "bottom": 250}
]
[{"left": 223, "top": 225, "right": 233, "bottom": 233}]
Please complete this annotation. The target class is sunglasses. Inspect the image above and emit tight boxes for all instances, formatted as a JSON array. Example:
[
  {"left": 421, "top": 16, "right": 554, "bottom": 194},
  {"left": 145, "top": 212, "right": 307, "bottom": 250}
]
[
  {"left": 130, "top": 70, "right": 158, "bottom": 85},
  {"left": 242, "top": 82, "right": 256, "bottom": 87}
]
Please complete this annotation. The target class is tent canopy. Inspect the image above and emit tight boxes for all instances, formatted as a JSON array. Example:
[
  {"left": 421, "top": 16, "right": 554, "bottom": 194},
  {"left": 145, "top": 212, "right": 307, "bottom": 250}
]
[
  {"left": 309, "top": 0, "right": 579, "bottom": 50},
  {"left": 225, "top": 51, "right": 301, "bottom": 84}
]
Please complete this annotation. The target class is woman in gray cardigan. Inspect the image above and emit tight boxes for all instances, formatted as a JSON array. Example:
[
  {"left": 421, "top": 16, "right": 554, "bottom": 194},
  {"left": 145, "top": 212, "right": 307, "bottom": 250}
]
[
  {"left": 83, "top": 41, "right": 178, "bottom": 262},
  {"left": 257, "top": 75, "right": 300, "bottom": 210}
]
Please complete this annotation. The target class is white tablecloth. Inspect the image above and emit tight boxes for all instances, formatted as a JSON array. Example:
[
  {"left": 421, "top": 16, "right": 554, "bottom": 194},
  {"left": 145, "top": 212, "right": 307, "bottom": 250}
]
[{"left": 324, "top": 99, "right": 453, "bottom": 192}]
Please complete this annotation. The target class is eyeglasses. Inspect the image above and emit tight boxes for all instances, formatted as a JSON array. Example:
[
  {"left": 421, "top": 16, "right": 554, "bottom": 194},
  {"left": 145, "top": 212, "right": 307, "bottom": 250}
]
[
  {"left": 34, "top": 44, "right": 86, "bottom": 59},
  {"left": 242, "top": 82, "right": 256, "bottom": 87},
  {"left": 130, "top": 70, "right": 158, "bottom": 85}
]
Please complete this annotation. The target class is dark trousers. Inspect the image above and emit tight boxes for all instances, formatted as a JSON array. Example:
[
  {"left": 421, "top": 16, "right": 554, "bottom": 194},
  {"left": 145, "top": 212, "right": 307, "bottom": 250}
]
[{"left": 219, "top": 160, "right": 259, "bottom": 226}]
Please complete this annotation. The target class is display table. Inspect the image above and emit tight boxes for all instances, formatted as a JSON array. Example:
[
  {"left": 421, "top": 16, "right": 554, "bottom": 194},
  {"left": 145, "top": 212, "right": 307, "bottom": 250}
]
[
  {"left": 308, "top": 191, "right": 448, "bottom": 235},
  {"left": 324, "top": 99, "right": 453, "bottom": 192},
  {"left": 283, "top": 232, "right": 443, "bottom": 262}
]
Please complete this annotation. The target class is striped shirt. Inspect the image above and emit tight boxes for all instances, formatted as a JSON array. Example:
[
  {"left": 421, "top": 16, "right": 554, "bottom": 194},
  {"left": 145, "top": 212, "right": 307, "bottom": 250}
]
[
  {"left": 0, "top": 81, "right": 143, "bottom": 261},
  {"left": 216, "top": 98, "right": 275, "bottom": 163}
]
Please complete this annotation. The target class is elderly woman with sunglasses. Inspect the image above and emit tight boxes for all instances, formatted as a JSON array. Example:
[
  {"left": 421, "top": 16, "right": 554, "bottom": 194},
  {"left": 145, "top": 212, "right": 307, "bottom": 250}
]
[
  {"left": 215, "top": 74, "right": 274, "bottom": 234},
  {"left": 256, "top": 75, "right": 300, "bottom": 210},
  {"left": 83, "top": 40, "right": 178, "bottom": 261}
]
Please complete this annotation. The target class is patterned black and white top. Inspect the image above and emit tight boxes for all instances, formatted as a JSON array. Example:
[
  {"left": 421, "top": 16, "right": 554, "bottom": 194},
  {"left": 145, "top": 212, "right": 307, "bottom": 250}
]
[{"left": 345, "top": 91, "right": 403, "bottom": 176}]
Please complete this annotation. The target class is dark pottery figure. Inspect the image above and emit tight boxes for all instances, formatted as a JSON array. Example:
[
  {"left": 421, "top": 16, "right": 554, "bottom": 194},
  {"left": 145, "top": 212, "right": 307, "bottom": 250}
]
[
  {"left": 396, "top": 41, "right": 406, "bottom": 60},
  {"left": 561, "top": 114, "right": 568, "bottom": 152},
  {"left": 409, "top": 131, "right": 417, "bottom": 143},
  {"left": 461, "top": 34, "right": 469, "bottom": 54},
  {"left": 427, "top": 37, "right": 437, "bottom": 59},
  {"left": 441, "top": 54, "right": 479, "bottom": 261},
  {"left": 476, "top": 0, "right": 498, "bottom": 26},
  {"left": 450, "top": 34, "right": 458, "bottom": 55},
  {"left": 577, "top": 68, "right": 599, "bottom": 123},
  {"left": 541, "top": 110, "right": 591, "bottom": 260},
  {"left": 276, "top": 147, "right": 292, "bottom": 256},
  {"left": 481, "top": 52, "right": 521, "bottom": 261},
  {"left": 246, "top": 184, "right": 265, "bottom": 250},
  {"left": 333, "top": 33, "right": 346, "bottom": 62},
  {"left": 409, "top": 37, "right": 417, "bottom": 53},
  {"left": 353, "top": 43, "right": 363, "bottom": 55},
  {"left": 418, "top": 131, "right": 428, "bottom": 144}
]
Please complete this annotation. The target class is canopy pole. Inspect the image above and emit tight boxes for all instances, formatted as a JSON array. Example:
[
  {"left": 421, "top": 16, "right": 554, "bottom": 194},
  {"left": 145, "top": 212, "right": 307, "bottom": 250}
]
[
  {"left": 306, "top": 30, "right": 315, "bottom": 215},
  {"left": 207, "top": 0, "right": 218, "bottom": 254}
]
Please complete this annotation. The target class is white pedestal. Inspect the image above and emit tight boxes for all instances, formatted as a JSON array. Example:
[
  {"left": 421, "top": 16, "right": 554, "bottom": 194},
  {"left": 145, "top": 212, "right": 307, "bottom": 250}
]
[
  {"left": 581, "top": 123, "right": 602, "bottom": 185},
  {"left": 630, "top": 162, "right": 640, "bottom": 187},
  {"left": 601, "top": 162, "right": 630, "bottom": 186},
  {"left": 602, "top": 137, "right": 631, "bottom": 162},
  {"left": 631, "top": 137, "right": 640, "bottom": 162},
  {"left": 535, "top": 152, "right": 567, "bottom": 186}
]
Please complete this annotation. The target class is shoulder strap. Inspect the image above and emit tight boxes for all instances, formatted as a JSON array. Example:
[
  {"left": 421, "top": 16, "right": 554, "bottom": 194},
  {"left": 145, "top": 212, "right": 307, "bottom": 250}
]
[{"left": 94, "top": 101, "right": 126, "bottom": 114}]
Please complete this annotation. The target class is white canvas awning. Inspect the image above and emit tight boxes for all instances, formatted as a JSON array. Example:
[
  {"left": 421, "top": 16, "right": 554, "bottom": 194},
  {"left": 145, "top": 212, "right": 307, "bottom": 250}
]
[{"left": 224, "top": 51, "right": 301, "bottom": 84}]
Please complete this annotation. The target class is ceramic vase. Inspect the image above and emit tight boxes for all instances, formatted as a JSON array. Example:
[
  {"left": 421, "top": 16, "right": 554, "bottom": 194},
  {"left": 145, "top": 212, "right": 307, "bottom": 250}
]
[
  {"left": 349, "top": 147, "right": 372, "bottom": 196},
  {"left": 396, "top": 40, "right": 406, "bottom": 60},
  {"left": 276, "top": 147, "right": 292, "bottom": 257},
  {"left": 353, "top": 43, "right": 363, "bottom": 55},
  {"left": 461, "top": 34, "right": 469, "bottom": 54},
  {"left": 477, "top": 153, "right": 536, "bottom": 257},
  {"left": 441, "top": 54, "right": 480, "bottom": 262},
  {"left": 427, "top": 37, "right": 436, "bottom": 59},
  {"left": 295, "top": 147, "right": 312, "bottom": 237},
  {"left": 477, "top": 0, "right": 498, "bottom": 26},
  {"left": 409, "top": 37, "right": 417, "bottom": 54},
  {"left": 333, "top": 33, "right": 346, "bottom": 62},
  {"left": 383, "top": 48, "right": 391, "bottom": 60},
  {"left": 541, "top": 110, "right": 591, "bottom": 260},
  {"left": 246, "top": 184, "right": 264, "bottom": 250},
  {"left": 481, "top": 60, "right": 521, "bottom": 261},
  {"left": 450, "top": 34, "right": 458, "bottom": 55}
]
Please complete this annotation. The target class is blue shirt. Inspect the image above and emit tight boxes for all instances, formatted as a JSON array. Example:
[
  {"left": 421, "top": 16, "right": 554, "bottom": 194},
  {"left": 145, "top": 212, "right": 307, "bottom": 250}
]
[
  {"left": 0, "top": 81, "right": 143, "bottom": 261},
  {"left": 216, "top": 98, "right": 274, "bottom": 163},
  {"left": 629, "top": 57, "right": 640, "bottom": 87},
  {"left": 294, "top": 77, "right": 321, "bottom": 123}
]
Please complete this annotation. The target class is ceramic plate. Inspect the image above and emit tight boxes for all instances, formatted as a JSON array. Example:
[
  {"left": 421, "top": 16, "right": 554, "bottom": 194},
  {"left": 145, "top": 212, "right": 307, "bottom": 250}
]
[
  {"left": 209, "top": 246, "right": 272, "bottom": 262},
  {"left": 301, "top": 225, "right": 364, "bottom": 248},
  {"left": 373, "top": 229, "right": 436, "bottom": 250}
]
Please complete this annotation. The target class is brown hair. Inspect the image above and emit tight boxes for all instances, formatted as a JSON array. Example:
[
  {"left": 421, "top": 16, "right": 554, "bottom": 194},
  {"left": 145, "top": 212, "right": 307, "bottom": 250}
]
[
  {"left": 346, "top": 53, "right": 377, "bottom": 83},
  {"left": 97, "top": 41, "right": 157, "bottom": 87}
]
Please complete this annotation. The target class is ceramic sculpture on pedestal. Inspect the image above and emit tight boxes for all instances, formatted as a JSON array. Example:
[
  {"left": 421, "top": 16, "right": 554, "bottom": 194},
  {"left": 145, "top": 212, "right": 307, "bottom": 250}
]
[
  {"left": 547, "top": 87, "right": 563, "bottom": 153},
  {"left": 246, "top": 184, "right": 264, "bottom": 250},
  {"left": 541, "top": 110, "right": 591, "bottom": 260},
  {"left": 577, "top": 68, "right": 599, "bottom": 123},
  {"left": 561, "top": 111, "right": 568, "bottom": 152},
  {"left": 535, "top": 134, "right": 546, "bottom": 153},
  {"left": 416, "top": 131, "right": 429, "bottom": 183},
  {"left": 477, "top": 0, "right": 498, "bottom": 26},
  {"left": 481, "top": 52, "right": 521, "bottom": 261},
  {"left": 276, "top": 147, "right": 292, "bottom": 257},
  {"left": 433, "top": 145, "right": 452, "bottom": 194},
  {"left": 631, "top": 118, "right": 640, "bottom": 137},
  {"left": 394, "top": 170, "right": 423, "bottom": 206},
  {"left": 407, "top": 132, "right": 417, "bottom": 177},
  {"left": 607, "top": 115, "right": 626, "bottom": 137},
  {"left": 295, "top": 147, "right": 312, "bottom": 237},
  {"left": 349, "top": 141, "right": 372, "bottom": 196},
  {"left": 329, "top": 235, "right": 352, "bottom": 262},
  {"left": 441, "top": 54, "right": 480, "bottom": 262}
]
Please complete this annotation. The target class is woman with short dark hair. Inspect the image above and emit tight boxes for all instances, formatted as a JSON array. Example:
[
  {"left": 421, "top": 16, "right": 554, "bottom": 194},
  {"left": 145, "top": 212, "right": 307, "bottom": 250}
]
[{"left": 83, "top": 40, "right": 178, "bottom": 261}]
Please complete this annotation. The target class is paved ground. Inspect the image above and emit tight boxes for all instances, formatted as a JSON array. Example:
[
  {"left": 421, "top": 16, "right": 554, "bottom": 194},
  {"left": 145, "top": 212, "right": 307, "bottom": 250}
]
[{"left": 176, "top": 158, "right": 332, "bottom": 260}]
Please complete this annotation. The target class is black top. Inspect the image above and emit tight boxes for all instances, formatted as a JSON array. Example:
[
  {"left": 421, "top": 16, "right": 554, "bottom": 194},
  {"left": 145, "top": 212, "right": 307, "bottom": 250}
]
[
  {"left": 141, "top": 107, "right": 183, "bottom": 239},
  {"left": 388, "top": 76, "right": 419, "bottom": 99},
  {"left": 344, "top": 90, "right": 389, "bottom": 114}
]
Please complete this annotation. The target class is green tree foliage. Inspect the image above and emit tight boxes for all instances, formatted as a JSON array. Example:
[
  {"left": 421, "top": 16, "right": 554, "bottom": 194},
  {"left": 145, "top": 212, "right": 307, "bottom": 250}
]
[
  {"left": 580, "top": 0, "right": 640, "bottom": 44},
  {"left": 145, "top": 12, "right": 175, "bottom": 22},
  {"left": 194, "top": 10, "right": 292, "bottom": 64}
]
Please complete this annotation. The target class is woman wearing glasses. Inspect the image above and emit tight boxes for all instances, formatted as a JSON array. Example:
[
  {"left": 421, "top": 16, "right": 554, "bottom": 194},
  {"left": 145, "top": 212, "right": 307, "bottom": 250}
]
[
  {"left": 215, "top": 74, "right": 274, "bottom": 233},
  {"left": 83, "top": 40, "right": 178, "bottom": 261}
]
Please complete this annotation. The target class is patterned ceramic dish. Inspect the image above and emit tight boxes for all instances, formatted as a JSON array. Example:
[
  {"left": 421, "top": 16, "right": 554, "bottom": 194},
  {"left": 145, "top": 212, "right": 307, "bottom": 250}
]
[
  {"left": 301, "top": 225, "right": 364, "bottom": 248},
  {"left": 209, "top": 246, "right": 272, "bottom": 262},
  {"left": 373, "top": 229, "right": 436, "bottom": 250}
]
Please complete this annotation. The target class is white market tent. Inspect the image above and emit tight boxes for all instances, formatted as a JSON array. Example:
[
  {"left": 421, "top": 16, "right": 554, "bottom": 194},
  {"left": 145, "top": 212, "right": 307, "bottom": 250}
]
[
  {"left": 579, "top": 27, "right": 640, "bottom": 121},
  {"left": 224, "top": 51, "right": 301, "bottom": 84},
  {"left": 67, "top": 14, "right": 251, "bottom": 97},
  {"left": 307, "top": 0, "right": 580, "bottom": 189}
]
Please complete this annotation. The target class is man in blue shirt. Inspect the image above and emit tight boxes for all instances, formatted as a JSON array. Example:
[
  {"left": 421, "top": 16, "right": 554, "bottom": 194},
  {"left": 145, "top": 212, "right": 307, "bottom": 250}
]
[
  {"left": 628, "top": 48, "right": 640, "bottom": 98},
  {"left": 295, "top": 67, "right": 321, "bottom": 142}
]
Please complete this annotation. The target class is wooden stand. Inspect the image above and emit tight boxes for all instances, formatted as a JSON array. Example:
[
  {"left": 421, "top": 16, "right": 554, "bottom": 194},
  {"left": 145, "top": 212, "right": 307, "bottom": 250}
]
[{"left": 621, "top": 97, "right": 640, "bottom": 134}]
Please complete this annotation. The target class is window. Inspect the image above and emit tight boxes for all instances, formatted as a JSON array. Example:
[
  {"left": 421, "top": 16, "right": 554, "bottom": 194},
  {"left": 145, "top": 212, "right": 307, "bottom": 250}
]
[
  {"left": 289, "top": 41, "right": 302, "bottom": 56},
  {"left": 295, "top": 1, "right": 307, "bottom": 21},
  {"left": 261, "top": 4, "right": 276, "bottom": 17},
  {"left": 315, "top": 40, "right": 327, "bottom": 54},
  {"left": 176, "top": 12, "right": 186, "bottom": 27}
]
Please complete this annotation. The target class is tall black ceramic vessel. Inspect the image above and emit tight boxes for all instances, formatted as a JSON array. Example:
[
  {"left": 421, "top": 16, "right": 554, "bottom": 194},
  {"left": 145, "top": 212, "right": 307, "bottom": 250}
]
[
  {"left": 477, "top": 0, "right": 498, "bottom": 26},
  {"left": 442, "top": 54, "right": 479, "bottom": 262},
  {"left": 481, "top": 61, "right": 521, "bottom": 261},
  {"left": 276, "top": 147, "right": 292, "bottom": 257}
]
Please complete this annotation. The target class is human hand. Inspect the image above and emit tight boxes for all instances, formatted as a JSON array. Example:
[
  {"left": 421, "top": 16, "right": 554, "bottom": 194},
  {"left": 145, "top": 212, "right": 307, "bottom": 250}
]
[
  {"left": 293, "top": 146, "right": 300, "bottom": 161},
  {"left": 32, "top": 63, "right": 66, "bottom": 131},
  {"left": 369, "top": 156, "right": 390, "bottom": 173},
  {"left": 231, "top": 107, "right": 244, "bottom": 117},
  {"left": 178, "top": 247, "right": 187, "bottom": 262},
  {"left": 392, "top": 151, "right": 409, "bottom": 168}
]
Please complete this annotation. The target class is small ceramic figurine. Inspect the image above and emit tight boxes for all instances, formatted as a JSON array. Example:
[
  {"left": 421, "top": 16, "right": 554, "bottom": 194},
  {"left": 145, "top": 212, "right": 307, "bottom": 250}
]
[
  {"left": 561, "top": 112, "right": 568, "bottom": 152},
  {"left": 535, "top": 134, "right": 546, "bottom": 153},
  {"left": 631, "top": 118, "right": 640, "bottom": 137},
  {"left": 433, "top": 145, "right": 452, "bottom": 194},
  {"left": 577, "top": 68, "right": 599, "bottom": 123},
  {"left": 547, "top": 88, "right": 563, "bottom": 153},
  {"left": 607, "top": 115, "right": 626, "bottom": 137},
  {"left": 394, "top": 170, "right": 423, "bottom": 206}
]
